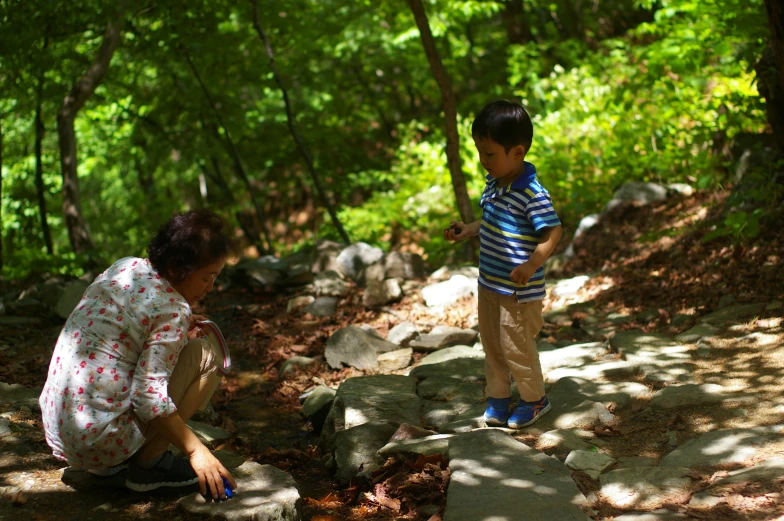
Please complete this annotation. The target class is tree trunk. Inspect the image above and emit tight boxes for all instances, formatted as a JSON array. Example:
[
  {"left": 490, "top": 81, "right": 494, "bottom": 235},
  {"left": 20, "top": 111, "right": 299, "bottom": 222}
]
[
  {"left": 183, "top": 50, "right": 274, "bottom": 253},
  {"left": 57, "top": 4, "right": 125, "bottom": 255},
  {"left": 500, "top": 0, "right": 534, "bottom": 45},
  {"left": 36, "top": 75, "right": 54, "bottom": 255},
  {"left": 762, "top": 0, "right": 784, "bottom": 154},
  {"left": 406, "top": 0, "right": 476, "bottom": 228},
  {"left": 0, "top": 119, "right": 4, "bottom": 273},
  {"left": 250, "top": 0, "right": 351, "bottom": 245}
]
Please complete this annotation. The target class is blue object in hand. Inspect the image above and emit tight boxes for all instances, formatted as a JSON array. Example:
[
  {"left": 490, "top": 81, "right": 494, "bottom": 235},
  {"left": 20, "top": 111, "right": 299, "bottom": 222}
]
[{"left": 222, "top": 476, "right": 234, "bottom": 499}]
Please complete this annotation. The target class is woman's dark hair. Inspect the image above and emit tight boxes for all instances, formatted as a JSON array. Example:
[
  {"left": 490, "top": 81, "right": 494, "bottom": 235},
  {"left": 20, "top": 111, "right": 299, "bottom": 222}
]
[
  {"left": 472, "top": 100, "right": 534, "bottom": 153},
  {"left": 148, "top": 210, "right": 233, "bottom": 284}
]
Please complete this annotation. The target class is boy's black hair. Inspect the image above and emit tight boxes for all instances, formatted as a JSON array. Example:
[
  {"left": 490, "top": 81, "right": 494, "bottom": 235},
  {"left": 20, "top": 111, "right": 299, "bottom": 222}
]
[{"left": 471, "top": 100, "right": 533, "bottom": 153}]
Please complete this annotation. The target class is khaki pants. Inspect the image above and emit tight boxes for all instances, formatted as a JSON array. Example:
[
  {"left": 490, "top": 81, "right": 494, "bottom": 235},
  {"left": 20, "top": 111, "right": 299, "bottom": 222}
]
[
  {"left": 136, "top": 336, "right": 223, "bottom": 438},
  {"left": 478, "top": 286, "right": 545, "bottom": 402}
]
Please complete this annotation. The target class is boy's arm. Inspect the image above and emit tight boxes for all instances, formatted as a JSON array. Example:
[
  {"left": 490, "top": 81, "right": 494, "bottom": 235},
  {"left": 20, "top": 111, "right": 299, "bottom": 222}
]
[{"left": 510, "top": 225, "right": 562, "bottom": 284}]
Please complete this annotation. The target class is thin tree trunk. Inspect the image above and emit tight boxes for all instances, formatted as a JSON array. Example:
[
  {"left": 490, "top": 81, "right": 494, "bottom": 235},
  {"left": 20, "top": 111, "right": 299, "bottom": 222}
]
[
  {"left": 763, "top": 0, "right": 784, "bottom": 154},
  {"left": 57, "top": 3, "right": 125, "bottom": 255},
  {"left": 0, "top": 118, "right": 4, "bottom": 273},
  {"left": 250, "top": 0, "right": 351, "bottom": 244},
  {"left": 406, "top": 0, "right": 476, "bottom": 228},
  {"left": 36, "top": 74, "right": 53, "bottom": 254},
  {"left": 182, "top": 50, "right": 274, "bottom": 253}
]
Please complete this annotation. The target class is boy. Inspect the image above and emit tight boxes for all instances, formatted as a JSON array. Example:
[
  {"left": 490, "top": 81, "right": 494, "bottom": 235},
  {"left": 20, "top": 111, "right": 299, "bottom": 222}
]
[{"left": 444, "top": 100, "right": 562, "bottom": 428}]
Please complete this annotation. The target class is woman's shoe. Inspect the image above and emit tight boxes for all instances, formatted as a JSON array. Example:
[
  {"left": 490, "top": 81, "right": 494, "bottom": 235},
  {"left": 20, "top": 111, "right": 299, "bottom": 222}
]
[{"left": 125, "top": 451, "right": 199, "bottom": 492}]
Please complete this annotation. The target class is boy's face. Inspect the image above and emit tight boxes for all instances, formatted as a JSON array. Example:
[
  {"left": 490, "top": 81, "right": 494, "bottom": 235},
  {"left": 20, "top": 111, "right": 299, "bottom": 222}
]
[{"left": 473, "top": 137, "right": 526, "bottom": 180}]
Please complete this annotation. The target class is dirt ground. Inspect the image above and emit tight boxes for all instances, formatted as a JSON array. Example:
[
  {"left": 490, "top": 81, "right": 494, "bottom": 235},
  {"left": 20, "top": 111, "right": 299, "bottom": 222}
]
[{"left": 1, "top": 189, "right": 783, "bottom": 520}]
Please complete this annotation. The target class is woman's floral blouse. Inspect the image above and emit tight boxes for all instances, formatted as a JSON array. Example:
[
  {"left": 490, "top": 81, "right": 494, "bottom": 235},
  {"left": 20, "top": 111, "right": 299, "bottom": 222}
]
[{"left": 40, "top": 257, "right": 191, "bottom": 469}]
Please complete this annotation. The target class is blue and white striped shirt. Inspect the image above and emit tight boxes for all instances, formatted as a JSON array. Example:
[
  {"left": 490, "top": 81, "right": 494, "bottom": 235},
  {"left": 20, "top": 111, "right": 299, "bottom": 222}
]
[{"left": 478, "top": 162, "right": 561, "bottom": 303}]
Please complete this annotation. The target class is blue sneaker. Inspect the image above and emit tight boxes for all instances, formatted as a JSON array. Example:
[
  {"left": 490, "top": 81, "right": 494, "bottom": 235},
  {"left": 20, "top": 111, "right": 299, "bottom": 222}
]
[
  {"left": 483, "top": 397, "right": 512, "bottom": 426},
  {"left": 508, "top": 396, "right": 551, "bottom": 429}
]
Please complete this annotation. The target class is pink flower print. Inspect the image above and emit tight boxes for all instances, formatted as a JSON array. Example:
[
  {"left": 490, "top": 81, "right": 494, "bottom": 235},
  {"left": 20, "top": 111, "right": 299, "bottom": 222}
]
[
  {"left": 172, "top": 313, "right": 179, "bottom": 318},
  {"left": 141, "top": 361, "right": 146, "bottom": 367},
  {"left": 88, "top": 353, "right": 95, "bottom": 360},
  {"left": 89, "top": 376, "right": 95, "bottom": 383},
  {"left": 56, "top": 357, "right": 60, "bottom": 363},
  {"left": 82, "top": 434, "right": 87, "bottom": 441},
  {"left": 139, "top": 287, "right": 146, "bottom": 293},
  {"left": 169, "top": 354, "right": 175, "bottom": 361},
  {"left": 141, "top": 318, "right": 149, "bottom": 326},
  {"left": 124, "top": 284, "right": 129, "bottom": 289},
  {"left": 59, "top": 419, "right": 63, "bottom": 426},
  {"left": 129, "top": 370, "right": 135, "bottom": 377},
  {"left": 116, "top": 438, "right": 123, "bottom": 446},
  {"left": 122, "top": 386, "right": 127, "bottom": 392},
  {"left": 147, "top": 386, "right": 154, "bottom": 393},
  {"left": 80, "top": 361, "right": 86, "bottom": 368},
  {"left": 73, "top": 331, "right": 80, "bottom": 338},
  {"left": 99, "top": 308, "right": 106, "bottom": 315},
  {"left": 112, "top": 343, "right": 119, "bottom": 350},
  {"left": 93, "top": 456, "right": 100, "bottom": 462},
  {"left": 152, "top": 405, "right": 159, "bottom": 414},
  {"left": 124, "top": 448, "right": 129, "bottom": 455},
  {"left": 88, "top": 320, "right": 93, "bottom": 326},
  {"left": 97, "top": 367, "right": 104, "bottom": 374},
  {"left": 78, "top": 405, "right": 84, "bottom": 411},
  {"left": 107, "top": 398, "right": 113, "bottom": 403},
  {"left": 113, "top": 374, "right": 119, "bottom": 381},
  {"left": 86, "top": 422, "right": 93, "bottom": 429},
  {"left": 117, "top": 315, "right": 123, "bottom": 322},
  {"left": 163, "top": 325, "right": 170, "bottom": 332},
  {"left": 120, "top": 333, "right": 128, "bottom": 340},
  {"left": 166, "top": 288, "right": 174, "bottom": 293}
]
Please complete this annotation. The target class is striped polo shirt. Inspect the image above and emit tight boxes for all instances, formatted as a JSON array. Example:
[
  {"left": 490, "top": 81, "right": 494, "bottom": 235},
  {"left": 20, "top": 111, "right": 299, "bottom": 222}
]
[{"left": 478, "top": 161, "right": 561, "bottom": 303}]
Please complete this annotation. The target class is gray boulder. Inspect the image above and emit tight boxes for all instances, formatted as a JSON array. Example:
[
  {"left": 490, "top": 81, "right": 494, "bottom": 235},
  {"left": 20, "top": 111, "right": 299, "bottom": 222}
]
[
  {"left": 178, "top": 461, "right": 301, "bottom": 520},
  {"left": 387, "top": 321, "right": 420, "bottom": 346},
  {"left": 384, "top": 252, "right": 425, "bottom": 279},
  {"left": 302, "top": 297, "right": 337, "bottom": 317},
  {"left": 363, "top": 278, "right": 402, "bottom": 307},
  {"left": 336, "top": 242, "right": 384, "bottom": 281},
  {"left": 313, "top": 271, "right": 348, "bottom": 297},
  {"left": 409, "top": 326, "right": 478, "bottom": 351},
  {"left": 331, "top": 421, "right": 398, "bottom": 483},
  {"left": 421, "top": 275, "right": 476, "bottom": 307},
  {"left": 324, "top": 325, "right": 400, "bottom": 370},
  {"left": 54, "top": 280, "right": 91, "bottom": 320}
]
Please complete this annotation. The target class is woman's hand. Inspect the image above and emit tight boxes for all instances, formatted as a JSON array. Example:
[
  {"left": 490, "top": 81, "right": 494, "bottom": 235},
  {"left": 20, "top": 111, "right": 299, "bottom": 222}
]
[
  {"left": 187, "top": 314, "right": 209, "bottom": 340},
  {"left": 189, "top": 443, "right": 237, "bottom": 499}
]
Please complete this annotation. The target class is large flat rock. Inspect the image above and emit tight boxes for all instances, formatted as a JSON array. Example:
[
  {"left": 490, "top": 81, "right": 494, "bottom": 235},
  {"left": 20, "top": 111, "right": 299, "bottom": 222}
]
[
  {"left": 444, "top": 430, "right": 589, "bottom": 521},
  {"left": 178, "top": 461, "right": 301, "bottom": 520},
  {"left": 659, "top": 427, "right": 782, "bottom": 468},
  {"left": 599, "top": 467, "right": 694, "bottom": 510},
  {"left": 320, "top": 375, "right": 419, "bottom": 443}
]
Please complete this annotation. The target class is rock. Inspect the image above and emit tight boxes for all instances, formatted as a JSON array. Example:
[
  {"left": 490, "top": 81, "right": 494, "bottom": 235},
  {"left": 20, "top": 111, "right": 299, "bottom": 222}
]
[
  {"left": 421, "top": 274, "right": 476, "bottom": 307},
  {"left": 387, "top": 321, "right": 420, "bottom": 346},
  {"left": 363, "top": 278, "right": 402, "bottom": 307},
  {"left": 312, "top": 240, "right": 343, "bottom": 274},
  {"left": 286, "top": 296, "right": 315, "bottom": 314},
  {"left": 0, "top": 316, "right": 42, "bottom": 326},
  {"left": 606, "top": 182, "right": 668, "bottom": 212},
  {"left": 313, "top": 271, "right": 348, "bottom": 297},
  {"left": 539, "top": 342, "right": 608, "bottom": 373},
  {"left": 187, "top": 420, "right": 231, "bottom": 447},
  {"left": 278, "top": 356, "right": 319, "bottom": 379},
  {"left": 549, "top": 400, "right": 614, "bottom": 430},
  {"left": 409, "top": 326, "right": 478, "bottom": 351},
  {"left": 421, "top": 399, "right": 479, "bottom": 429},
  {"left": 0, "top": 382, "right": 41, "bottom": 409},
  {"left": 320, "top": 375, "right": 420, "bottom": 443},
  {"left": 178, "top": 461, "right": 300, "bottom": 520},
  {"left": 336, "top": 242, "right": 384, "bottom": 281},
  {"left": 649, "top": 383, "right": 730, "bottom": 409},
  {"left": 331, "top": 421, "right": 398, "bottom": 483},
  {"left": 609, "top": 331, "right": 677, "bottom": 354},
  {"left": 667, "top": 183, "right": 694, "bottom": 196},
  {"left": 444, "top": 430, "right": 589, "bottom": 521},
  {"left": 415, "top": 345, "right": 485, "bottom": 366},
  {"left": 536, "top": 429, "right": 600, "bottom": 454},
  {"left": 545, "top": 360, "right": 641, "bottom": 384},
  {"left": 563, "top": 214, "right": 599, "bottom": 258},
  {"left": 637, "top": 308, "right": 661, "bottom": 323},
  {"left": 700, "top": 302, "right": 767, "bottom": 326},
  {"left": 38, "top": 281, "right": 65, "bottom": 309},
  {"left": 545, "top": 377, "right": 649, "bottom": 411},
  {"left": 384, "top": 252, "right": 425, "bottom": 280},
  {"left": 301, "top": 386, "right": 336, "bottom": 419},
  {"left": 358, "top": 262, "right": 386, "bottom": 286},
  {"left": 378, "top": 434, "right": 452, "bottom": 459},
  {"left": 377, "top": 348, "right": 413, "bottom": 373},
  {"left": 688, "top": 492, "right": 724, "bottom": 509},
  {"left": 437, "top": 405, "right": 487, "bottom": 433},
  {"left": 417, "top": 376, "right": 484, "bottom": 403},
  {"left": 565, "top": 450, "right": 616, "bottom": 479},
  {"left": 213, "top": 450, "right": 247, "bottom": 470},
  {"left": 357, "top": 324, "right": 383, "bottom": 338},
  {"left": 0, "top": 418, "right": 11, "bottom": 438},
  {"left": 324, "top": 325, "right": 400, "bottom": 371},
  {"left": 408, "top": 357, "right": 485, "bottom": 382},
  {"left": 303, "top": 297, "right": 338, "bottom": 318},
  {"left": 235, "top": 257, "right": 287, "bottom": 289},
  {"left": 389, "top": 423, "right": 438, "bottom": 441},
  {"left": 613, "top": 510, "right": 689, "bottom": 521},
  {"left": 715, "top": 456, "right": 784, "bottom": 485},
  {"left": 552, "top": 276, "right": 590, "bottom": 298},
  {"left": 675, "top": 323, "right": 719, "bottom": 343},
  {"left": 599, "top": 467, "right": 694, "bottom": 509},
  {"left": 659, "top": 427, "right": 781, "bottom": 468}
]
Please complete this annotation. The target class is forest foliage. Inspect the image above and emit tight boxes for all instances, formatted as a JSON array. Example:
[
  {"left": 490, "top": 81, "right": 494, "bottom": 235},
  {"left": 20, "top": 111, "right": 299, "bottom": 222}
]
[{"left": 0, "top": 0, "right": 779, "bottom": 279}]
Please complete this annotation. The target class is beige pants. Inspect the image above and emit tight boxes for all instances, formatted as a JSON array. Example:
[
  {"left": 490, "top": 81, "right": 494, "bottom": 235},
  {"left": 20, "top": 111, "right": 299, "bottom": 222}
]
[
  {"left": 478, "top": 286, "right": 545, "bottom": 402},
  {"left": 136, "top": 336, "right": 223, "bottom": 438}
]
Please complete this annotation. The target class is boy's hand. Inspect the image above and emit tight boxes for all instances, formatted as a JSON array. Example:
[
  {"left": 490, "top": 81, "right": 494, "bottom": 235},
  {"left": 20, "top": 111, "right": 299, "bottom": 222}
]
[
  {"left": 510, "top": 262, "right": 537, "bottom": 285},
  {"left": 444, "top": 221, "right": 469, "bottom": 242}
]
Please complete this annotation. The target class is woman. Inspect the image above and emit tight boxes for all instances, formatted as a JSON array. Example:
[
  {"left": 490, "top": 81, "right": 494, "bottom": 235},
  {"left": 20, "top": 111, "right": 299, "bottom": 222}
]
[{"left": 40, "top": 210, "right": 238, "bottom": 500}]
